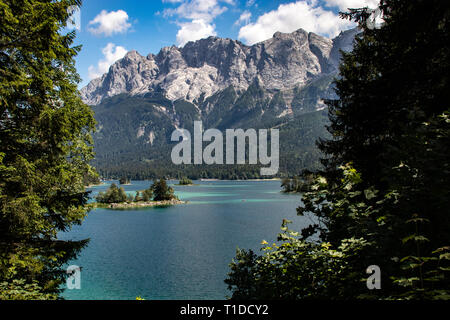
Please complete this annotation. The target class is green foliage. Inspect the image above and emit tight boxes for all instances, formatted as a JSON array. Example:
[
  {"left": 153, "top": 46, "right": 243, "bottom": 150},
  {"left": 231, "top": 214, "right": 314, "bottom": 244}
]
[
  {"left": 226, "top": 220, "right": 371, "bottom": 300},
  {"left": 140, "top": 186, "right": 153, "bottom": 202},
  {"left": 82, "top": 169, "right": 101, "bottom": 186},
  {"left": 0, "top": 279, "right": 58, "bottom": 300},
  {"left": 95, "top": 183, "right": 155, "bottom": 204},
  {"left": 126, "top": 193, "right": 134, "bottom": 203},
  {"left": 0, "top": 0, "right": 95, "bottom": 299},
  {"left": 95, "top": 183, "right": 127, "bottom": 204},
  {"left": 92, "top": 109, "right": 330, "bottom": 180},
  {"left": 226, "top": 0, "right": 450, "bottom": 300},
  {"left": 151, "top": 178, "right": 175, "bottom": 201},
  {"left": 178, "top": 177, "right": 193, "bottom": 185},
  {"left": 202, "top": 86, "right": 238, "bottom": 129},
  {"left": 391, "top": 218, "right": 450, "bottom": 300},
  {"left": 119, "top": 177, "right": 130, "bottom": 185},
  {"left": 173, "top": 100, "right": 200, "bottom": 123}
]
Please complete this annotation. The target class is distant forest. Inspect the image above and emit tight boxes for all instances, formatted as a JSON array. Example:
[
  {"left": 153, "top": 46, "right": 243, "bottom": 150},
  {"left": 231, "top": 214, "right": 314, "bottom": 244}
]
[{"left": 92, "top": 110, "right": 330, "bottom": 180}]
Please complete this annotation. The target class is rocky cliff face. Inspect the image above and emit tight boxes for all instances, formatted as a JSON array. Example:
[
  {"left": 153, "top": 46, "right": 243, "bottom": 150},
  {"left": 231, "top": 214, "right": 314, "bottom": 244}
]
[
  {"left": 83, "top": 27, "right": 359, "bottom": 177},
  {"left": 80, "top": 28, "right": 358, "bottom": 106}
]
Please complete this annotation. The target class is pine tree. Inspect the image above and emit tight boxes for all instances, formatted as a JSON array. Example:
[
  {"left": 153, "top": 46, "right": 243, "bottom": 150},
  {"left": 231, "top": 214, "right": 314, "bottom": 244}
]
[
  {"left": 0, "top": 0, "right": 95, "bottom": 299},
  {"left": 317, "top": 0, "right": 450, "bottom": 297},
  {"left": 141, "top": 188, "right": 153, "bottom": 202},
  {"left": 151, "top": 179, "right": 175, "bottom": 201},
  {"left": 226, "top": 0, "right": 450, "bottom": 300}
]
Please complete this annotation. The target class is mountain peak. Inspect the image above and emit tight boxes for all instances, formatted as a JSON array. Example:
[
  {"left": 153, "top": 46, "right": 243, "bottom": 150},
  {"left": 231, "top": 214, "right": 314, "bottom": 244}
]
[
  {"left": 81, "top": 28, "right": 357, "bottom": 106},
  {"left": 272, "top": 28, "right": 308, "bottom": 39},
  {"left": 123, "top": 50, "right": 143, "bottom": 60}
]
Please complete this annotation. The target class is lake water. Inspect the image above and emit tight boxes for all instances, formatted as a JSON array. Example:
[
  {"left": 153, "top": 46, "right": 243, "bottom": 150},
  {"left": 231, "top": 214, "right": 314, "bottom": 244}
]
[{"left": 60, "top": 180, "right": 308, "bottom": 300}]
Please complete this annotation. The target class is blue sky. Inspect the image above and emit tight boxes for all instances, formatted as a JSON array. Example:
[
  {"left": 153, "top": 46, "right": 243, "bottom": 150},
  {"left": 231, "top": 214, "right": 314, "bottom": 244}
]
[{"left": 70, "top": 0, "right": 379, "bottom": 88}]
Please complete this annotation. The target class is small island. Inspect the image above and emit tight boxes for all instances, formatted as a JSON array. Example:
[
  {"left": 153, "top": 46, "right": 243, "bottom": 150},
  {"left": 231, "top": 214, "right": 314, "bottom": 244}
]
[
  {"left": 94, "top": 178, "right": 186, "bottom": 209},
  {"left": 119, "top": 177, "right": 131, "bottom": 185},
  {"left": 175, "top": 177, "right": 197, "bottom": 186}
]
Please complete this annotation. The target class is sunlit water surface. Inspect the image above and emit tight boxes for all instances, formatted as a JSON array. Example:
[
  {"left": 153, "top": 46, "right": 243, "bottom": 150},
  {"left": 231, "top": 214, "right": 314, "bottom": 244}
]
[{"left": 60, "top": 180, "right": 307, "bottom": 300}]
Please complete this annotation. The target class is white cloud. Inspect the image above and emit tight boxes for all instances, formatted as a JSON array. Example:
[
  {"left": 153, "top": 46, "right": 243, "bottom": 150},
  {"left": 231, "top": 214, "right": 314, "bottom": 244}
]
[
  {"left": 88, "top": 10, "right": 132, "bottom": 37},
  {"left": 88, "top": 43, "right": 127, "bottom": 80},
  {"left": 163, "top": 0, "right": 234, "bottom": 46},
  {"left": 324, "top": 0, "right": 379, "bottom": 11},
  {"left": 163, "top": 0, "right": 227, "bottom": 22},
  {"left": 234, "top": 10, "right": 251, "bottom": 26},
  {"left": 238, "top": 0, "right": 355, "bottom": 45},
  {"left": 176, "top": 20, "right": 217, "bottom": 46}
]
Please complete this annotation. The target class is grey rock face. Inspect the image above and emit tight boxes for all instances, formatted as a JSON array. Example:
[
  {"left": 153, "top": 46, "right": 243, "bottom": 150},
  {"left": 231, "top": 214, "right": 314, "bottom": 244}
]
[
  {"left": 329, "top": 27, "right": 361, "bottom": 70},
  {"left": 80, "top": 28, "right": 358, "bottom": 106},
  {"left": 80, "top": 50, "right": 159, "bottom": 105}
]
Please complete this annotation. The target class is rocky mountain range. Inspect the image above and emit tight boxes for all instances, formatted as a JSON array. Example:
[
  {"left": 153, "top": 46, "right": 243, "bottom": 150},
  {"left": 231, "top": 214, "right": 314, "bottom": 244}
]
[
  {"left": 82, "top": 27, "right": 358, "bottom": 107},
  {"left": 81, "top": 27, "right": 359, "bottom": 179}
]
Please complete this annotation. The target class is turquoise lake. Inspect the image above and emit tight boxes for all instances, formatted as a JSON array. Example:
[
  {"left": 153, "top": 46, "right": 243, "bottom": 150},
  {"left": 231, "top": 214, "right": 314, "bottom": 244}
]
[{"left": 60, "top": 180, "right": 309, "bottom": 300}]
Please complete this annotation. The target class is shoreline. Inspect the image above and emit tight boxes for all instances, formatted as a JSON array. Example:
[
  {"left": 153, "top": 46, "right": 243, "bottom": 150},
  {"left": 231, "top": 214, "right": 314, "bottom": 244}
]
[
  {"left": 85, "top": 182, "right": 108, "bottom": 188},
  {"left": 199, "top": 178, "right": 281, "bottom": 182},
  {"left": 96, "top": 179, "right": 281, "bottom": 183},
  {"left": 94, "top": 199, "right": 187, "bottom": 209}
]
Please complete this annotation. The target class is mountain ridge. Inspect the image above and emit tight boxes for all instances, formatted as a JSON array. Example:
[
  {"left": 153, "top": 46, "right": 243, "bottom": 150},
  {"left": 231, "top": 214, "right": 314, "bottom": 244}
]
[
  {"left": 81, "top": 27, "right": 359, "bottom": 106},
  {"left": 82, "top": 27, "right": 359, "bottom": 178}
]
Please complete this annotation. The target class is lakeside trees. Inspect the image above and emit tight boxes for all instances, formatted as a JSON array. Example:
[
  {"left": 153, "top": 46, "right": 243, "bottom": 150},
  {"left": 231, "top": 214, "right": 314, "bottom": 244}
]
[
  {"left": 140, "top": 188, "right": 153, "bottom": 202},
  {"left": 178, "top": 177, "right": 193, "bottom": 185},
  {"left": 119, "top": 177, "right": 131, "bottom": 185},
  {"left": 95, "top": 179, "right": 175, "bottom": 204},
  {"left": 95, "top": 184, "right": 127, "bottom": 204},
  {"left": 226, "top": 0, "right": 450, "bottom": 300},
  {"left": 0, "top": 0, "right": 96, "bottom": 299},
  {"left": 151, "top": 179, "right": 175, "bottom": 201}
]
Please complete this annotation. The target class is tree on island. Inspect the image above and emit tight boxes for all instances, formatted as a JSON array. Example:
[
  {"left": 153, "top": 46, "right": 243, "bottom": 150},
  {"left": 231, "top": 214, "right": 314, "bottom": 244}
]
[
  {"left": 96, "top": 183, "right": 157, "bottom": 204},
  {"left": 141, "top": 188, "right": 153, "bottom": 202},
  {"left": 134, "top": 191, "right": 141, "bottom": 202},
  {"left": 134, "top": 187, "right": 153, "bottom": 202},
  {"left": 83, "top": 170, "right": 101, "bottom": 186},
  {"left": 95, "top": 183, "right": 127, "bottom": 203},
  {"left": 226, "top": 0, "right": 450, "bottom": 300},
  {"left": 0, "top": 0, "right": 96, "bottom": 299},
  {"left": 151, "top": 178, "right": 176, "bottom": 201},
  {"left": 119, "top": 177, "right": 131, "bottom": 185}
]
